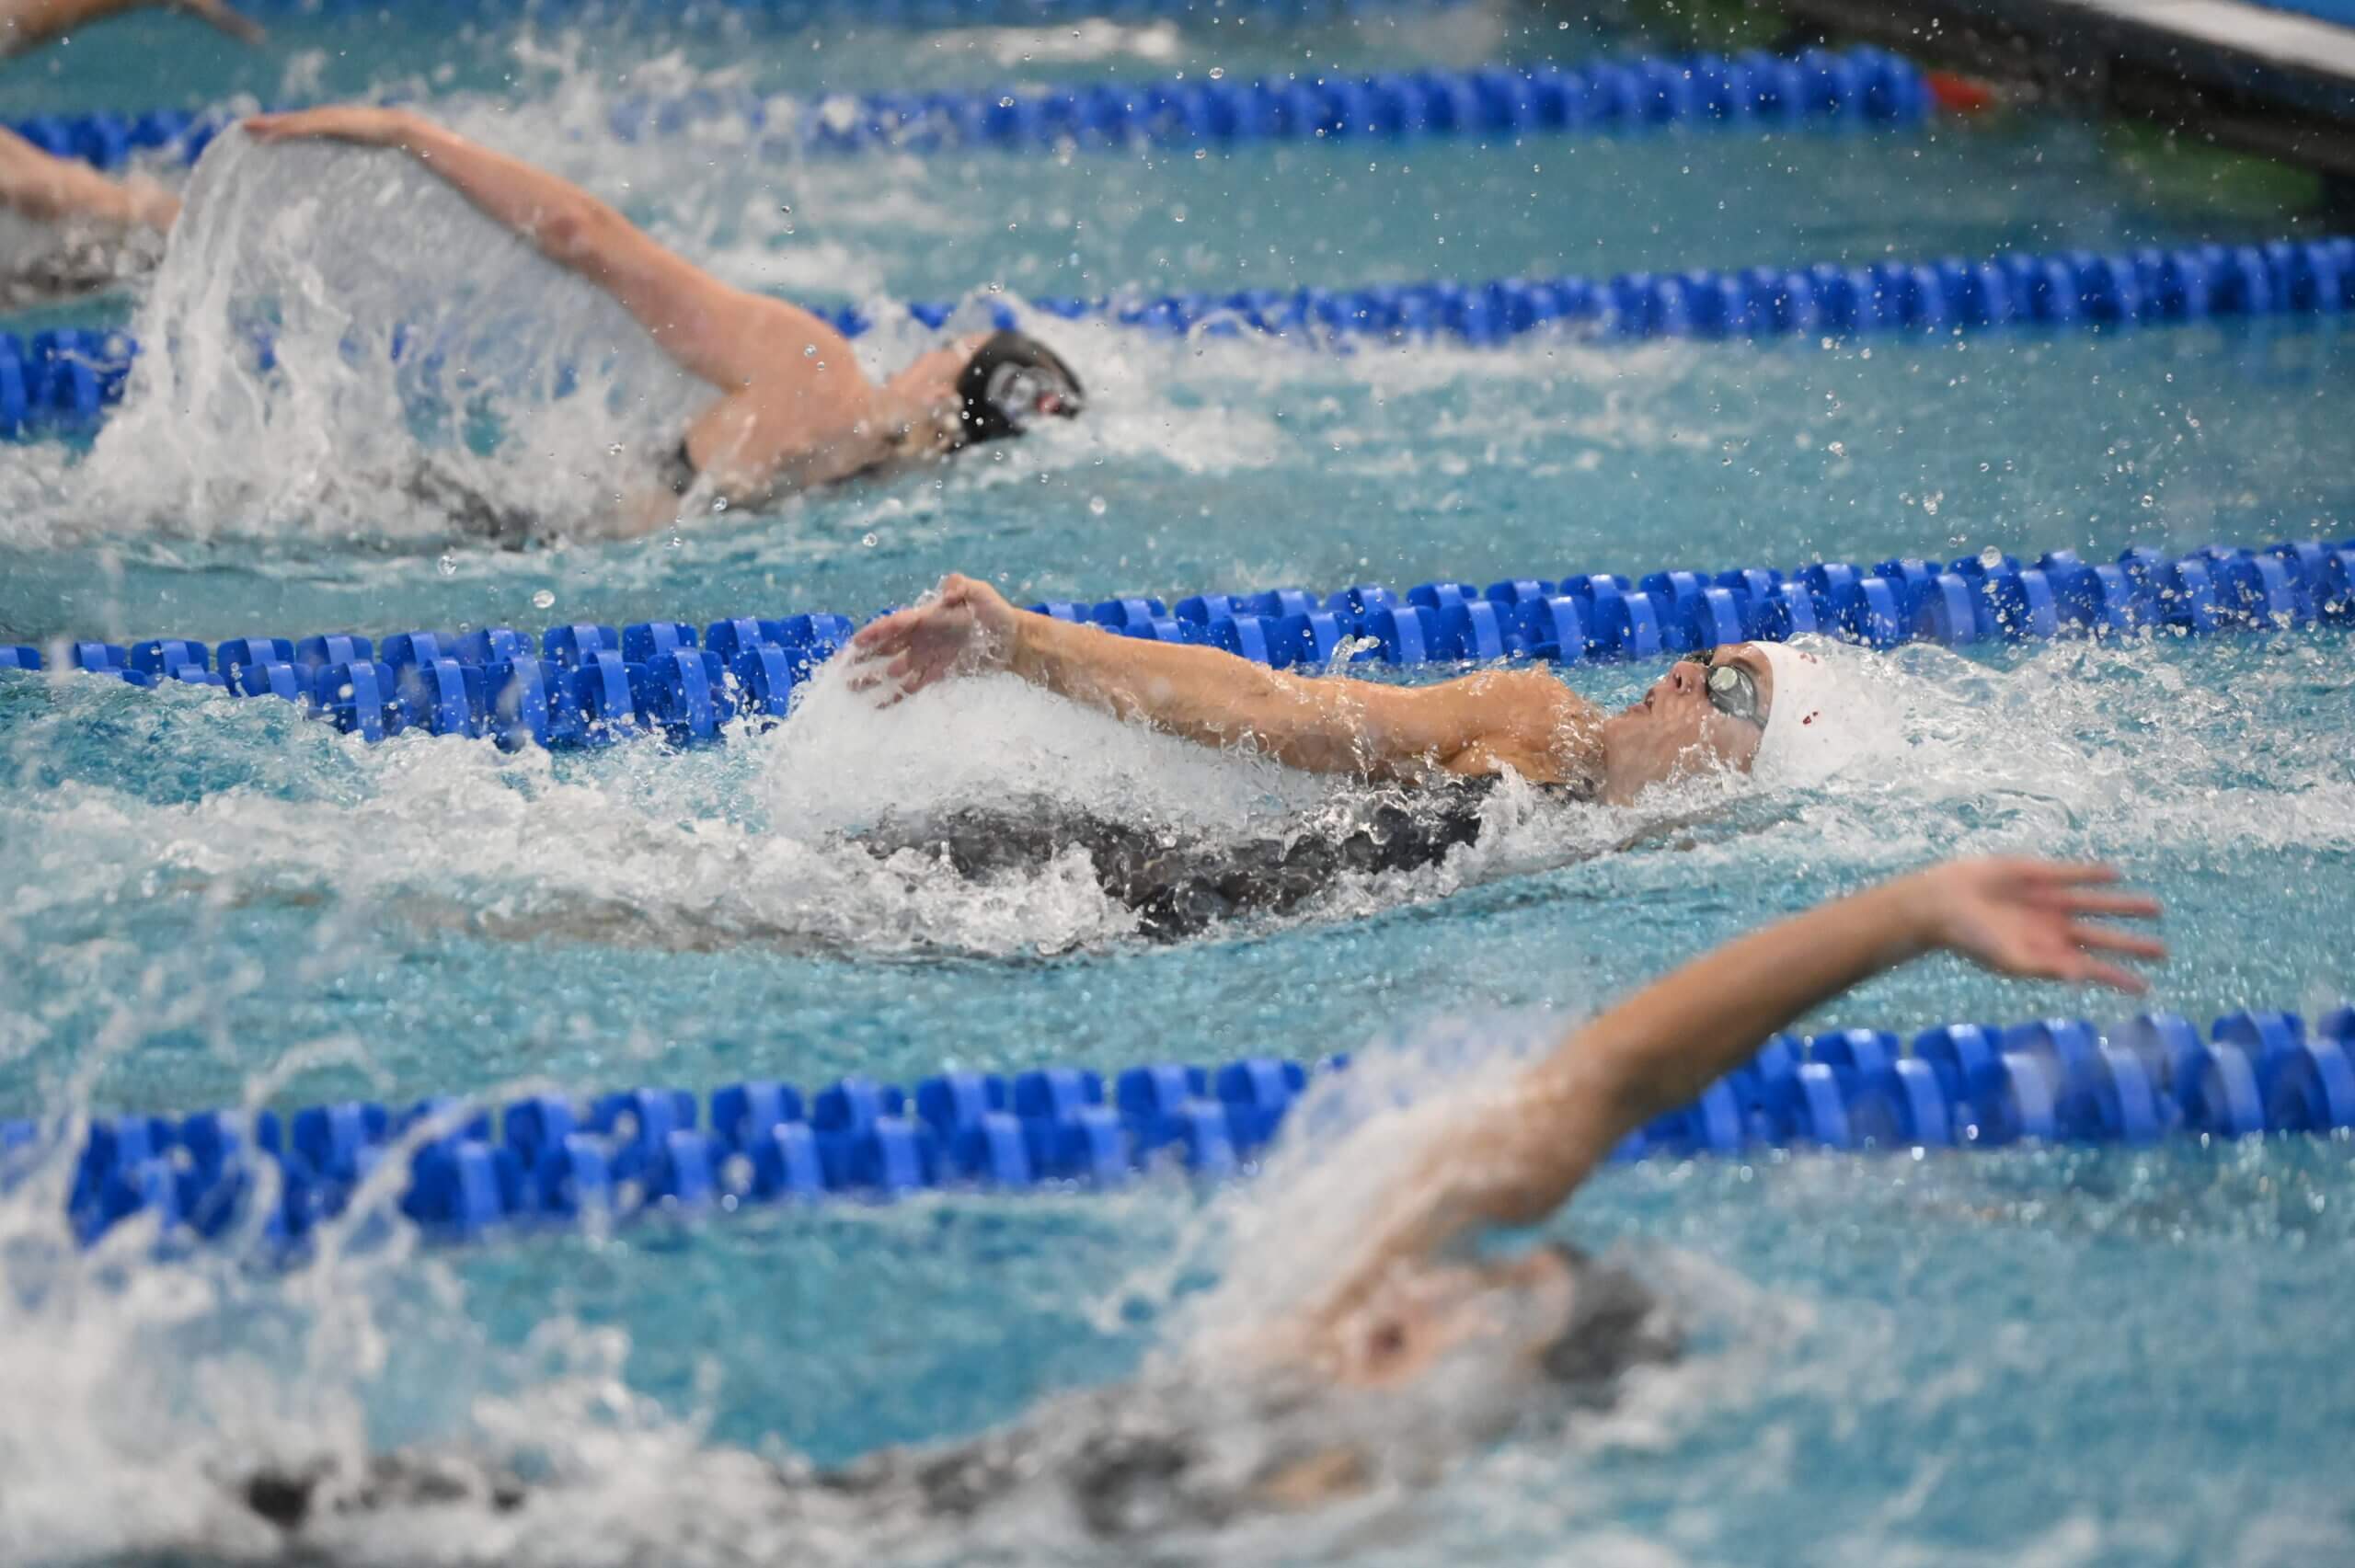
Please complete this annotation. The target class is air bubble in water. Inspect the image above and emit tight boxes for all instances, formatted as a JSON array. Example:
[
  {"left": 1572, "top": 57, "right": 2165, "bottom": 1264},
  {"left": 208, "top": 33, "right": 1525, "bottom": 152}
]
[
  {"left": 1089, "top": 496, "right": 1108, "bottom": 516},
  {"left": 863, "top": 532, "right": 879, "bottom": 547},
  {"left": 436, "top": 554, "right": 456, "bottom": 577},
  {"left": 532, "top": 589, "right": 556, "bottom": 609},
  {"left": 1979, "top": 545, "right": 2004, "bottom": 568}
]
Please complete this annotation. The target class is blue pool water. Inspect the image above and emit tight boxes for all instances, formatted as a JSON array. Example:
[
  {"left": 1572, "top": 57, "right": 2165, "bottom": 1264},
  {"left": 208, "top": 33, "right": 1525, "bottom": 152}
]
[{"left": 3, "top": 2, "right": 2354, "bottom": 1562}]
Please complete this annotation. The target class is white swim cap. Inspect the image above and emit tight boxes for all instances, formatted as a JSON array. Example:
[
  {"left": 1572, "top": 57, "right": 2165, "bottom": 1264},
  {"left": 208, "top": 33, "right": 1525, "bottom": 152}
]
[{"left": 1747, "top": 637, "right": 1890, "bottom": 786}]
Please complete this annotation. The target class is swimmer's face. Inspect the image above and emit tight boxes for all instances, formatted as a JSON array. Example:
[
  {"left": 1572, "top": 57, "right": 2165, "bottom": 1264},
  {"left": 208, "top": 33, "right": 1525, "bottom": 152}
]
[
  {"left": 882, "top": 334, "right": 992, "bottom": 428},
  {"left": 1595, "top": 643, "right": 1773, "bottom": 803},
  {"left": 1333, "top": 1248, "right": 1579, "bottom": 1391}
]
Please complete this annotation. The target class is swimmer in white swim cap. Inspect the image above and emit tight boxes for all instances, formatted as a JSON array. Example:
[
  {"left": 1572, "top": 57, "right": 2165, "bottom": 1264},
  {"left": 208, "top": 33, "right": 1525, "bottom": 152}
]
[{"left": 854, "top": 575, "right": 1874, "bottom": 806}]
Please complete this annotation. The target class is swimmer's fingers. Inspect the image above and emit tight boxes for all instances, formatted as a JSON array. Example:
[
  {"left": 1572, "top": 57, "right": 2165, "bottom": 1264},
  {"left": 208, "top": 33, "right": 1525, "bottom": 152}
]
[
  {"left": 2065, "top": 921, "right": 2168, "bottom": 962},
  {"left": 2041, "top": 888, "right": 2163, "bottom": 921},
  {"left": 850, "top": 605, "right": 920, "bottom": 652}
]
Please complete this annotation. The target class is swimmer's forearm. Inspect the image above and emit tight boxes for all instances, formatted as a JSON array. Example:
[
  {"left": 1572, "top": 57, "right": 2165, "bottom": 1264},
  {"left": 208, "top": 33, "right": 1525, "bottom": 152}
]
[
  {"left": 1008, "top": 611, "right": 1390, "bottom": 774},
  {"left": 1480, "top": 878, "right": 1935, "bottom": 1220},
  {"left": 387, "top": 118, "right": 615, "bottom": 268},
  {"left": 1566, "top": 878, "right": 1928, "bottom": 1122}
]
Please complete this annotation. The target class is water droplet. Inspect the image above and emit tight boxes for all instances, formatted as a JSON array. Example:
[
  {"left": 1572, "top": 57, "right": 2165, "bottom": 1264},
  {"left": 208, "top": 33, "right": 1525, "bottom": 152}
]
[
  {"left": 804, "top": 344, "right": 817, "bottom": 357},
  {"left": 436, "top": 554, "right": 456, "bottom": 577},
  {"left": 605, "top": 442, "right": 624, "bottom": 457},
  {"left": 1194, "top": 148, "right": 1207, "bottom": 160},
  {"left": 532, "top": 589, "right": 555, "bottom": 610},
  {"left": 713, "top": 496, "right": 729, "bottom": 512},
  {"left": 1209, "top": 66, "right": 1224, "bottom": 79},
  {"left": 1088, "top": 495, "right": 1107, "bottom": 516},
  {"left": 862, "top": 532, "right": 878, "bottom": 547}
]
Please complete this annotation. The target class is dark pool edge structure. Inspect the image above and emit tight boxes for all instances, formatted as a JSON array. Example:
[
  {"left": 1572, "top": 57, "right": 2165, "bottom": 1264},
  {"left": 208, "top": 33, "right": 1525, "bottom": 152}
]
[
  {"left": 16, "top": 1006, "right": 2353, "bottom": 1254},
  {"left": 8, "top": 231, "right": 2353, "bottom": 439},
  {"left": 7, "top": 45, "right": 1930, "bottom": 174},
  {"left": 11, "top": 532, "right": 2352, "bottom": 750},
  {"left": 1772, "top": 0, "right": 2355, "bottom": 180}
]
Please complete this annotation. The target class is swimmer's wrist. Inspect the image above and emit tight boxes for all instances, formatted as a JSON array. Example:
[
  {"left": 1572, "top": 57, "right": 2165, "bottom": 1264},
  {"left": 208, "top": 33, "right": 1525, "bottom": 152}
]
[
  {"left": 1006, "top": 608, "right": 1052, "bottom": 679},
  {"left": 1874, "top": 872, "right": 1947, "bottom": 964}
]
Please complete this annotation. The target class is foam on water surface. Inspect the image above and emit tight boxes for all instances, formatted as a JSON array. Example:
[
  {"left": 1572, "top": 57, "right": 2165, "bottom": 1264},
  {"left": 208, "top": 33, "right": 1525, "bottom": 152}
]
[{"left": 2, "top": 7, "right": 2353, "bottom": 1563}]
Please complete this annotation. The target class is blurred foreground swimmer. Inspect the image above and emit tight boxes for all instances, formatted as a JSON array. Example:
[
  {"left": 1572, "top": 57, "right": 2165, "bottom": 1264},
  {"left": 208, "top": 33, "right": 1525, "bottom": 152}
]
[
  {"left": 222, "top": 857, "right": 2161, "bottom": 1556},
  {"left": 846, "top": 575, "right": 1876, "bottom": 935},
  {"left": 239, "top": 107, "right": 1086, "bottom": 541}
]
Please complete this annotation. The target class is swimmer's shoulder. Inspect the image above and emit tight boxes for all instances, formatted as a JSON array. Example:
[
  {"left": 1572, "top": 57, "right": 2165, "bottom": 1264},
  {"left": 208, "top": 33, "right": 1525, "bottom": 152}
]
[{"left": 1435, "top": 667, "right": 1601, "bottom": 788}]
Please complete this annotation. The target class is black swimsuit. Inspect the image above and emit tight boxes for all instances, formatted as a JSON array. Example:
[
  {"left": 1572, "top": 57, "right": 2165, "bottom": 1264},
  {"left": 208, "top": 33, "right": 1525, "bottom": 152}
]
[{"left": 859, "top": 773, "right": 1591, "bottom": 941}]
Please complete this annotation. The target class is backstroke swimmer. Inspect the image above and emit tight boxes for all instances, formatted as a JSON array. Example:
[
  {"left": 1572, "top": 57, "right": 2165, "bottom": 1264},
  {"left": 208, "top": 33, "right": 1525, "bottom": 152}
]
[
  {"left": 222, "top": 854, "right": 2163, "bottom": 1552},
  {"left": 843, "top": 574, "right": 1867, "bottom": 936},
  {"left": 236, "top": 107, "right": 1086, "bottom": 541}
]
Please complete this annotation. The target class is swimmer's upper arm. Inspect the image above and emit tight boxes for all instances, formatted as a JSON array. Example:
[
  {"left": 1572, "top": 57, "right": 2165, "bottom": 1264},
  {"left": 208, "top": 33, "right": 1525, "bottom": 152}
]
[{"left": 1361, "top": 670, "right": 1592, "bottom": 784}]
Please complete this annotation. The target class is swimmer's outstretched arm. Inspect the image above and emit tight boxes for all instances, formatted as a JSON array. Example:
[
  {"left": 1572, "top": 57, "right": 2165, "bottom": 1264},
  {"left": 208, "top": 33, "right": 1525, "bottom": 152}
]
[
  {"left": 3, "top": 0, "right": 258, "bottom": 53},
  {"left": 1297, "top": 857, "right": 2165, "bottom": 1334},
  {"left": 243, "top": 106, "right": 909, "bottom": 498},
  {"left": 852, "top": 574, "right": 1601, "bottom": 784},
  {"left": 0, "top": 126, "right": 178, "bottom": 231}
]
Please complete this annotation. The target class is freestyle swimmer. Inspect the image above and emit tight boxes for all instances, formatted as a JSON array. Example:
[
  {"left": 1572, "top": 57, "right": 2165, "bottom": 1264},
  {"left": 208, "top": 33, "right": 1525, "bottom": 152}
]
[
  {"left": 843, "top": 574, "right": 1867, "bottom": 935},
  {"left": 238, "top": 106, "right": 1086, "bottom": 534},
  {"left": 222, "top": 854, "right": 2163, "bottom": 1552}
]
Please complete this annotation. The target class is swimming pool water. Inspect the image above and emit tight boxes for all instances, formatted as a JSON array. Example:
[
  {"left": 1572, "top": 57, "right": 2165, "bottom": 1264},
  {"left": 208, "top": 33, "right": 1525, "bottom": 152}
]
[{"left": 3, "top": 1, "right": 2353, "bottom": 1562}]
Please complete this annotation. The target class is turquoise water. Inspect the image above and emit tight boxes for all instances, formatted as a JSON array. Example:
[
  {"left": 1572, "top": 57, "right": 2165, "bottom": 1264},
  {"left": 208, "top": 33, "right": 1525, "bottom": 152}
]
[{"left": 4, "top": 2, "right": 2355, "bottom": 1562}]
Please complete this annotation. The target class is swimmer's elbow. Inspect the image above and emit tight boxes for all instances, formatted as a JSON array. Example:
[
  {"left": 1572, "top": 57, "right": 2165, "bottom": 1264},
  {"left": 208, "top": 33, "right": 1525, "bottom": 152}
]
[{"left": 537, "top": 194, "right": 624, "bottom": 269}]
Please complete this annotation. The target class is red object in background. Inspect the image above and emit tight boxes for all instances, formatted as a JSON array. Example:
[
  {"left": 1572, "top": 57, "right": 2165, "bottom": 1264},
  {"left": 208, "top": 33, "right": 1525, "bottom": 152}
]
[{"left": 1927, "top": 70, "right": 2000, "bottom": 114}]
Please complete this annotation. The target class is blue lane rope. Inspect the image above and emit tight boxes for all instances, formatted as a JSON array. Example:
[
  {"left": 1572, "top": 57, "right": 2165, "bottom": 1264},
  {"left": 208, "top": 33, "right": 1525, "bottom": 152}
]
[
  {"left": 15, "top": 533, "right": 2352, "bottom": 752},
  {"left": 9, "top": 233, "right": 2351, "bottom": 439},
  {"left": 13, "top": 1005, "right": 2351, "bottom": 1252},
  {"left": 9, "top": 47, "right": 1927, "bottom": 175}
]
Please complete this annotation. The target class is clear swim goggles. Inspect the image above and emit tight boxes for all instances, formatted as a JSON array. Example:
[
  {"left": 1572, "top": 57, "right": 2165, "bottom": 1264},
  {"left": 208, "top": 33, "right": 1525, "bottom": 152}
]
[{"left": 1680, "top": 648, "right": 1767, "bottom": 728}]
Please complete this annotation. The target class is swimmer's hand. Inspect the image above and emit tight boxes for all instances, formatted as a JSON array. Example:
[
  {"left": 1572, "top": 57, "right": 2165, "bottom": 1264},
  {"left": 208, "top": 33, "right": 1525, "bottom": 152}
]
[
  {"left": 850, "top": 573, "right": 1019, "bottom": 702},
  {"left": 243, "top": 106, "right": 417, "bottom": 148},
  {"left": 1907, "top": 857, "right": 2165, "bottom": 993}
]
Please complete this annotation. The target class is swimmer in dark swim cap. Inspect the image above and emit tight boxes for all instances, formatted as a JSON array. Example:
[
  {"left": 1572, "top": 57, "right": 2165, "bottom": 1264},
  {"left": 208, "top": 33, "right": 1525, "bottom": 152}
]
[
  {"left": 239, "top": 107, "right": 1085, "bottom": 538},
  {"left": 216, "top": 857, "right": 2160, "bottom": 1552}
]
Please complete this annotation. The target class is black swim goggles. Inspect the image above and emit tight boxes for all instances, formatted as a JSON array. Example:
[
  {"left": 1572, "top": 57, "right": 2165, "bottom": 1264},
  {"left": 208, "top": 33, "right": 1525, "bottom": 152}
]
[{"left": 1679, "top": 648, "right": 1767, "bottom": 728}]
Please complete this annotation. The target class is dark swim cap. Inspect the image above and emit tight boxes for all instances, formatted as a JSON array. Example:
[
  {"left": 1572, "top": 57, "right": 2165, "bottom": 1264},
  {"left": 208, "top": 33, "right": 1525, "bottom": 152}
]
[
  {"left": 1534, "top": 1243, "right": 1683, "bottom": 1402},
  {"left": 954, "top": 330, "right": 1086, "bottom": 445}
]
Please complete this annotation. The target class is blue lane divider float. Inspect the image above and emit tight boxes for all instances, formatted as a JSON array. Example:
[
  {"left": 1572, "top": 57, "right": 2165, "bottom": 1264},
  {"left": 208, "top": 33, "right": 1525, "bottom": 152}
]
[
  {"left": 616, "top": 44, "right": 1929, "bottom": 155},
  {"left": 12, "top": 232, "right": 2353, "bottom": 438},
  {"left": 17, "top": 532, "right": 2353, "bottom": 752},
  {"left": 12, "top": 1005, "right": 2349, "bottom": 1253},
  {"left": 12, "top": 47, "right": 1927, "bottom": 174}
]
